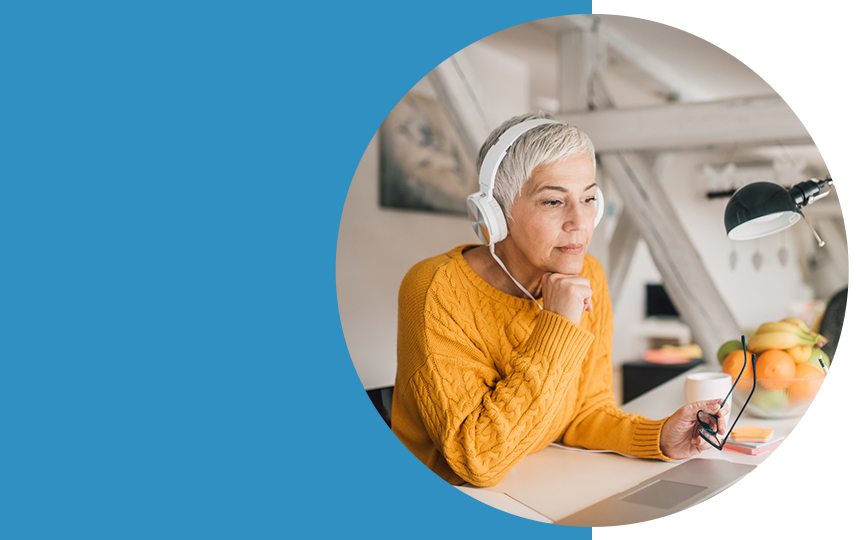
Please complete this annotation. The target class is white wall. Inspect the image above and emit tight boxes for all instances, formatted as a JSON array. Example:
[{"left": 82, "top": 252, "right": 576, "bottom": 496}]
[{"left": 336, "top": 132, "right": 475, "bottom": 390}]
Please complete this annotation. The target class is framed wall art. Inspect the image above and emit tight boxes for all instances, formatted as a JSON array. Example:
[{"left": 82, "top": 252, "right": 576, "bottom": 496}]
[{"left": 379, "top": 92, "right": 477, "bottom": 215}]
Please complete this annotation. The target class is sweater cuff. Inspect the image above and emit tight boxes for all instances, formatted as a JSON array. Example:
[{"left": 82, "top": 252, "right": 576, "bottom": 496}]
[
  {"left": 521, "top": 310, "right": 595, "bottom": 363},
  {"left": 628, "top": 417, "right": 674, "bottom": 460}
]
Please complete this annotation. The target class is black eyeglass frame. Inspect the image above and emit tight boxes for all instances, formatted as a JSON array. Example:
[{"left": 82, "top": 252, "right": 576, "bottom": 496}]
[{"left": 696, "top": 335, "right": 757, "bottom": 451}]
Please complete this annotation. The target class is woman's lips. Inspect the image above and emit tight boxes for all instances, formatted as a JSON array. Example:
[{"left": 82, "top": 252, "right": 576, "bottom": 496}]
[{"left": 556, "top": 243, "right": 584, "bottom": 255}]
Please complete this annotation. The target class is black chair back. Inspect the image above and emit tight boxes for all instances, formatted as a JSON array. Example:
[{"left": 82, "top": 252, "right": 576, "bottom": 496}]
[
  {"left": 366, "top": 386, "right": 393, "bottom": 428},
  {"left": 820, "top": 287, "right": 847, "bottom": 362}
]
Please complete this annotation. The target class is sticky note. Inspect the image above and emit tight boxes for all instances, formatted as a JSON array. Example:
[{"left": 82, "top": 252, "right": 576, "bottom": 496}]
[{"left": 730, "top": 425, "right": 774, "bottom": 440}]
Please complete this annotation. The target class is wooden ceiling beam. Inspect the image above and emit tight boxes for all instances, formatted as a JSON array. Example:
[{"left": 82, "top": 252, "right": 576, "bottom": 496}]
[
  {"left": 426, "top": 54, "right": 493, "bottom": 164},
  {"left": 540, "top": 15, "right": 715, "bottom": 102},
  {"left": 557, "top": 95, "right": 812, "bottom": 153}
]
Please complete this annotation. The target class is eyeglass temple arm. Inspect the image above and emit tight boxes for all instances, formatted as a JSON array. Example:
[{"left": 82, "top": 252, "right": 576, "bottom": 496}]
[
  {"left": 718, "top": 353, "right": 757, "bottom": 445},
  {"left": 721, "top": 337, "right": 750, "bottom": 406}
]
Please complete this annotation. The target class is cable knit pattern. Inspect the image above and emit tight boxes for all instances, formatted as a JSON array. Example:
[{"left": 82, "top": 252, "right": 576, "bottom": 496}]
[{"left": 391, "top": 245, "right": 672, "bottom": 487}]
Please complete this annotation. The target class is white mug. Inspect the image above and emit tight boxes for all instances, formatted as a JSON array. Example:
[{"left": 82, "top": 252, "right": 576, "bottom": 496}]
[{"left": 684, "top": 372, "right": 733, "bottom": 425}]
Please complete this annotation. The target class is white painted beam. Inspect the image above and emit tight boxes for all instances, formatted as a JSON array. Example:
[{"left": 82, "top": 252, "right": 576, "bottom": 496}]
[
  {"left": 601, "top": 152, "right": 742, "bottom": 364},
  {"left": 599, "top": 23, "right": 714, "bottom": 102},
  {"left": 557, "top": 95, "right": 812, "bottom": 153},
  {"left": 559, "top": 26, "right": 599, "bottom": 112},
  {"left": 607, "top": 209, "right": 639, "bottom": 302},
  {"left": 426, "top": 55, "right": 493, "bottom": 163},
  {"left": 538, "top": 14, "right": 712, "bottom": 102}
]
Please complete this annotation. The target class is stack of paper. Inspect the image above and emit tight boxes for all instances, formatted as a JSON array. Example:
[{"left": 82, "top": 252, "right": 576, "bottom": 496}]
[{"left": 724, "top": 425, "right": 783, "bottom": 455}]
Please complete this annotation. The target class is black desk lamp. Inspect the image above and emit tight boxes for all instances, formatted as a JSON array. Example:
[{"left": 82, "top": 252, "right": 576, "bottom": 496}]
[{"left": 724, "top": 178, "right": 834, "bottom": 246}]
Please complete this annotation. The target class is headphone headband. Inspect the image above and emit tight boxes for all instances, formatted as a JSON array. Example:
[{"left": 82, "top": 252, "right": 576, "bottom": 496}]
[{"left": 478, "top": 118, "right": 562, "bottom": 198}]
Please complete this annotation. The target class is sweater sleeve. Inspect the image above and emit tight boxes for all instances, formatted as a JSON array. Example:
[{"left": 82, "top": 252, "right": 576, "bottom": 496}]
[
  {"left": 561, "top": 262, "right": 673, "bottom": 460},
  {"left": 406, "top": 280, "right": 595, "bottom": 487}
]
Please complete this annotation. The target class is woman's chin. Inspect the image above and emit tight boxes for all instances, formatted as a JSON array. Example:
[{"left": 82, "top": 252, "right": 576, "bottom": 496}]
[{"left": 550, "top": 255, "right": 585, "bottom": 275}]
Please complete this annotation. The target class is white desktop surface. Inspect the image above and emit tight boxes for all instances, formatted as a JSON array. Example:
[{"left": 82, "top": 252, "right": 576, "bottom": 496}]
[{"left": 456, "top": 364, "right": 803, "bottom": 523}]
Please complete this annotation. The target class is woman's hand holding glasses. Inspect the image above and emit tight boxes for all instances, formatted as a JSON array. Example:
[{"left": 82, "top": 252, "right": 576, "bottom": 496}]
[
  {"left": 660, "top": 335, "right": 757, "bottom": 458},
  {"left": 660, "top": 399, "right": 731, "bottom": 458}
]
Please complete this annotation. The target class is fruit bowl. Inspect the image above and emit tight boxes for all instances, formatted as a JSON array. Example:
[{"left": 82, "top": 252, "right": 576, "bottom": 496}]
[{"left": 732, "top": 376, "right": 826, "bottom": 419}]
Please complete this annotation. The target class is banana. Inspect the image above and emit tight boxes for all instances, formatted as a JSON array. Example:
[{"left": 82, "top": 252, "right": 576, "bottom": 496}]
[
  {"left": 779, "top": 317, "right": 813, "bottom": 334},
  {"left": 777, "top": 317, "right": 828, "bottom": 348},
  {"left": 748, "top": 331, "right": 811, "bottom": 352},
  {"left": 749, "top": 325, "right": 827, "bottom": 352},
  {"left": 756, "top": 321, "right": 814, "bottom": 337},
  {"left": 749, "top": 318, "right": 828, "bottom": 354}
]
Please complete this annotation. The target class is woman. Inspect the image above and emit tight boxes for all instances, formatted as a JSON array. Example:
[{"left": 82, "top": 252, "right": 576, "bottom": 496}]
[{"left": 390, "top": 112, "right": 727, "bottom": 487}]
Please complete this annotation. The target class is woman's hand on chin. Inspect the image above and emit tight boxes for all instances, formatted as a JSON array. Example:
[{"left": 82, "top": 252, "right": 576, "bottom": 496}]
[{"left": 540, "top": 272, "right": 593, "bottom": 326}]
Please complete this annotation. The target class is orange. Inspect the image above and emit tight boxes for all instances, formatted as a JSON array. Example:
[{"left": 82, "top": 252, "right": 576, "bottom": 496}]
[
  {"left": 789, "top": 362, "right": 824, "bottom": 402},
  {"left": 722, "top": 350, "right": 754, "bottom": 389},
  {"left": 755, "top": 349, "right": 797, "bottom": 390}
]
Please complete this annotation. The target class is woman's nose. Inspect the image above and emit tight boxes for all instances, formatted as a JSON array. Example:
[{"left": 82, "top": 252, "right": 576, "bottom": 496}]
[{"left": 562, "top": 205, "right": 584, "bottom": 231}]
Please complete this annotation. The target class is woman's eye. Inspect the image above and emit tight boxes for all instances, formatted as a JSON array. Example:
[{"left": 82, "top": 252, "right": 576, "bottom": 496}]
[{"left": 541, "top": 196, "right": 595, "bottom": 207}]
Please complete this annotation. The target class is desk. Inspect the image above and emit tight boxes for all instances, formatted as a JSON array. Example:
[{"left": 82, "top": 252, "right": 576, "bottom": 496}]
[{"left": 456, "top": 365, "right": 803, "bottom": 524}]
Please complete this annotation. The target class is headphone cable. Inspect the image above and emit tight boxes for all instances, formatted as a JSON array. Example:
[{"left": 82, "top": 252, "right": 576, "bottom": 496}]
[{"left": 489, "top": 244, "right": 543, "bottom": 310}]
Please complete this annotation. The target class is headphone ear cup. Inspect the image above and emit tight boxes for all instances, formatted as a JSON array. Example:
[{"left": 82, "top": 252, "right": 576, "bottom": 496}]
[
  {"left": 486, "top": 197, "right": 508, "bottom": 244},
  {"left": 594, "top": 186, "right": 605, "bottom": 229},
  {"left": 466, "top": 194, "right": 488, "bottom": 244},
  {"left": 466, "top": 193, "right": 507, "bottom": 245}
]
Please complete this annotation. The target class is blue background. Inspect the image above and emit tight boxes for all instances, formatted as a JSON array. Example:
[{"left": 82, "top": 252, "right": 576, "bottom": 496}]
[{"left": 0, "top": 1, "right": 591, "bottom": 538}]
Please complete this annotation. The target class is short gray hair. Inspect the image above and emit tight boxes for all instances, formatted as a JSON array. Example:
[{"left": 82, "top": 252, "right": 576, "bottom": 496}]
[{"left": 476, "top": 112, "right": 596, "bottom": 220}]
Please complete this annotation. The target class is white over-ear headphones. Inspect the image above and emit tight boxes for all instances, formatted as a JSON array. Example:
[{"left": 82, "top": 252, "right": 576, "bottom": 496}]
[{"left": 466, "top": 119, "right": 604, "bottom": 245}]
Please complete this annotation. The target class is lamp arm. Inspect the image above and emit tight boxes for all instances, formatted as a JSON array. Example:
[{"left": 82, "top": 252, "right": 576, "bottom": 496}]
[{"left": 798, "top": 209, "right": 826, "bottom": 248}]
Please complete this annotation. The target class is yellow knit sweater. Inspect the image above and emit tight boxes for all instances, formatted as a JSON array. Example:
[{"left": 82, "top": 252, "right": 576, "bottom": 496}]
[{"left": 391, "top": 245, "right": 671, "bottom": 487}]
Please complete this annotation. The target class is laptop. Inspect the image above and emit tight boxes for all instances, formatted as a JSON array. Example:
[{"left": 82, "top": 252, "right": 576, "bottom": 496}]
[{"left": 556, "top": 458, "right": 756, "bottom": 527}]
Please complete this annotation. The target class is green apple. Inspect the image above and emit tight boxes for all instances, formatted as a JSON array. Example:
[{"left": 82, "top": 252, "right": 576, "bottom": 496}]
[
  {"left": 807, "top": 349, "right": 831, "bottom": 372},
  {"left": 717, "top": 340, "right": 743, "bottom": 365},
  {"left": 752, "top": 388, "right": 789, "bottom": 410}
]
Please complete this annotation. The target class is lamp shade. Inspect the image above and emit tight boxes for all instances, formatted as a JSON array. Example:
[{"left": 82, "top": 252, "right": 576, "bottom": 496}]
[{"left": 724, "top": 182, "right": 801, "bottom": 240}]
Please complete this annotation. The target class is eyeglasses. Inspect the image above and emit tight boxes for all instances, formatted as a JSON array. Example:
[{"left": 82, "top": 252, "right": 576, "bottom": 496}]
[{"left": 696, "top": 335, "right": 756, "bottom": 451}]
